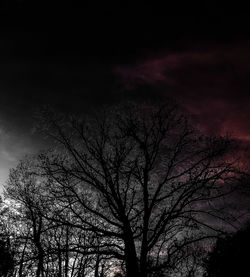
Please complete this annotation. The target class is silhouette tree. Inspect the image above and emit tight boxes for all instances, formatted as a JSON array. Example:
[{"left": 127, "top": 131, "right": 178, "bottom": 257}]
[
  {"left": 205, "top": 222, "right": 250, "bottom": 277},
  {"left": 34, "top": 101, "right": 241, "bottom": 277},
  {"left": 4, "top": 159, "right": 96, "bottom": 277},
  {"left": 0, "top": 198, "right": 14, "bottom": 277},
  {"left": 0, "top": 238, "right": 14, "bottom": 276},
  {"left": 0, "top": 230, "right": 14, "bottom": 277}
]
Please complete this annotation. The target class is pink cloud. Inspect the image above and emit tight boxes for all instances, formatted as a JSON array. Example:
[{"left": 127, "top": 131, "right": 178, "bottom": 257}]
[{"left": 115, "top": 42, "right": 250, "bottom": 144}]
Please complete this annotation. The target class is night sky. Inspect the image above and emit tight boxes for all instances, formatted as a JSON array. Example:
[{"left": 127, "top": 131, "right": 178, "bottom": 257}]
[{"left": 0, "top": 3, "right": 250, "bottom": 189}]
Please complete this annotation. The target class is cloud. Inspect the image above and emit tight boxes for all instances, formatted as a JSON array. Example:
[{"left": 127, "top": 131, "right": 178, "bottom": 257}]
[{"left": 116, "top": 42, "right": 250, "bottom": 140}]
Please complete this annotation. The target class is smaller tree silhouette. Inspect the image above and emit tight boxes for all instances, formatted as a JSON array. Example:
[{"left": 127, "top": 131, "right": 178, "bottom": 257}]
[
  {"left": 0, "top": 237, "right": 14, "bottom": 277},
  {"left": 0, "top": 201, "right": 14, "bottom": 277},
  {"left": 206, "top": 222, "right": 250, "bottom": 277}
]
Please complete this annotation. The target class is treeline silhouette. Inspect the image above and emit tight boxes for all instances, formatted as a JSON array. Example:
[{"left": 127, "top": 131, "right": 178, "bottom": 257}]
[
  {"left": 0, "top": 101, "right": 246, "bottom": 277},
  {"left": 205, "top": 222, "right": 250, "bottom": 277}
]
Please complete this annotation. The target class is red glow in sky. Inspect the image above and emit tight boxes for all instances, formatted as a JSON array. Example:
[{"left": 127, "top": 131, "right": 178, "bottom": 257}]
[{"left": 116, "top": 42, "right": 250, "bottom": 146}]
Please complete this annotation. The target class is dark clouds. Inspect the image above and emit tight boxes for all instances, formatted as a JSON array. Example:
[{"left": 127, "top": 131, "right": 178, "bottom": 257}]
[
  {"left": 116, "top": 42, "right": 250, "bottom": 142},
  {"left": 0, "top": 9, "right": 250, "bottom": 188}
]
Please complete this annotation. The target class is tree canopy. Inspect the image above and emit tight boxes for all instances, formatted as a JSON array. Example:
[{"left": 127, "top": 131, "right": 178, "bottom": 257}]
[
  {"left": 4, "top": 101, "right": 244, "bottom": 277},
  {"left": 206, "top": 222, "right": 250, "bottom": 277}
]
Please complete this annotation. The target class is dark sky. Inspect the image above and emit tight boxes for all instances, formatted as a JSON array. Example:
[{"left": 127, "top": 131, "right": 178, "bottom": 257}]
[{"left": 0, "top": 3, "right": 250, "bottom": 188}]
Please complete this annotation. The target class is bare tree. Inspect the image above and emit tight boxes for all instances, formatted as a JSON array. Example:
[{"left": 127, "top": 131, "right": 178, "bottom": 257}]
[
  {"left": 33, "top": 101, "right": 243, "bottom": 277},
  {"left": 4, "top": 158, "right": 97, "bottom": 277},
  {"left": 4, "top": 160, "right": 48, "bottom": 277},
  {"left": 0, "top": 204, "right": 14, "bottom": 277}
]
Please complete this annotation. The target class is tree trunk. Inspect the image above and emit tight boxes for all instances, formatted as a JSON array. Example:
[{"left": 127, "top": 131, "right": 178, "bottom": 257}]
[
  {"left": 36, "top": 249, "right": 44, "bottom": 277},
  {"left": 57, "top": 243, "right": 62, "bottom": 277},
  {"left": 35, "top": 239, "right": 44, "bottom": 277},
  {"left": 65, "top": 226, "right": 69, "bottom": 277},
  {"left": 19, "top": 236, "right": 29, "bottom": 277},
  {"left": 94, "top": 253, "right": 100, "bottom": 277},
  {"left": 140, "top": 215, "right": 149, "bottom": 277},
  {"left": 123, "top": 225, "right": 139, "bottom": 277},
  {"left": 139, "top": 252, "right": 148, "bottom": 277}
]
